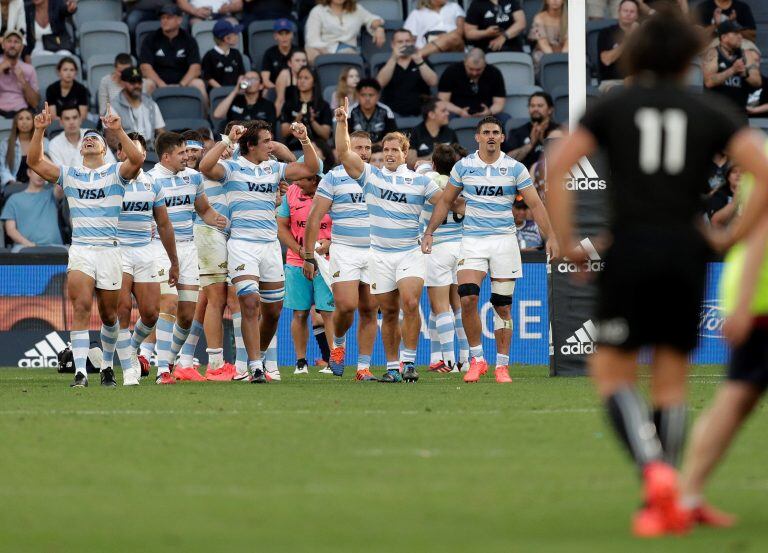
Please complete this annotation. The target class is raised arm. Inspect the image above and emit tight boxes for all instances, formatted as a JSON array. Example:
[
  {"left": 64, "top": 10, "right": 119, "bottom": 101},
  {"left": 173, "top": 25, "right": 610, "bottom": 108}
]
[
  {"left": 212, "top": 81, "right": 241, "bottom": 120},
  {"left": 101, "top": 110, "right": 143, "bottom": 180},
  {"left": 283, "top": 122, "right": 320, "bottom": 180},
  {"left": 334, "top": 97, "right": 365, "bottom": 180},
  {"left": 153, "top": 204, "right": 179, "bottom": 287},
  {"left": 28, "top": 103, "right": 61, "bottom": 183},
  {"left": 520, "top": 184, "right": 559, "bottom": 259},
  {"left": 199, "top": 124, "right": 245, "bottom": 181}
]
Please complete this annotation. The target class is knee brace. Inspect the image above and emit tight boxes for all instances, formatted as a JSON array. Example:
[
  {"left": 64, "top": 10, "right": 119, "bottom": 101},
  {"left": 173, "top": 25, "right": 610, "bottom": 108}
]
[
  {"left": 490, "top": 280, "right": 515, "bottom": 307},
  {"left": 493, "top": 313, "right": 513, "bottom": 331},
  {"left": 178, "top": 288, "right": 200, "bottom": 303},
  {"left": 457, "top": 283, "right": 480, "bottom": 298},
  {"left": 235, "top": 279, "right": 260, "bottom": 298},
  {"left": 260, "top": 286, "right": 285, "bottom": 303},
  {"left": 200, "top": 273, "right": 228, "bottom": 287}
]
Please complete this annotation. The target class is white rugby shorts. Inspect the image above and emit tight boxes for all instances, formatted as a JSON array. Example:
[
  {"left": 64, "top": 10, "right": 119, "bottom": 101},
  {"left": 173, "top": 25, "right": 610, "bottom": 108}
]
[
  {"left": 329, "top": 243, "right": 370, "bottom": 285},
  {"left": 227, "top": 238, "right": 284, "bottom": 283},
  {"left": 369, "top": 247, "right": 425, "bottom": 295},
  {"left": 68, "top": 245, "right": 122, "bottom": 290},
  {"left": 425, "top": 240, "right": 460, "bottom": 287},
  {"left": 120, "top": 244, "right": 157, "bottom": 283},
  {"left": 194, "top": 225, "right": 228, "bottom": 285},
  {"left": 152, "top": 239, "right": 200, "bottom": 291},
  {"left": 458, "top": 234, "right": 522, "bottom": 279}
]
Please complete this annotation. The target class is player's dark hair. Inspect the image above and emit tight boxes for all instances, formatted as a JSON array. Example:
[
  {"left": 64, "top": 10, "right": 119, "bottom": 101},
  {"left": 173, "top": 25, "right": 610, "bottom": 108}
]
[
  {"left": 223, "top": 120, "right": 242, "bottom": 134},
  {"left": 315, "top": 138, "right": 336, "bottom": 167},
  {"left": 350, "top": 130, "right": 371, "bottom": 141},
  {"left": 371, "top": 143, "right": 383, "bottom": 154},
  {"left": 114, "top": 53, "right": 132, "bottom": 67},
  {"left": 117, "top": 131, "right": 147, "bottom": 152},
  {"left": 356, "top": 78, "right": 381, "bottom": 93},
  {"left": 181, "top": 129, "right": 203, "bottom": 144},
  {"left": 196, "top": 127, "right": 213, "bottom": 140},
  {"left": 432, "top": 144, "right": 457, "bottom": 176},
  {"left": 476, "top": 116, "right": 503, "bottom": 134},
  {"left": 451, "top": 143, "right": 468, "bottom": 158},
  {"left": 422, "top": 97, "right": 439, "bottom": 120},
  {"left": 238, "top": 119, "right": 272, "bottom": 155},
  {"left": 530, "top": 91, "right": 553, "bottom": 108},
  {"left": 155, "top": 131, "right": 185, "bottom": 157},
  {"left": 622, "top": 5, "right": 702, "bottom": 78}
]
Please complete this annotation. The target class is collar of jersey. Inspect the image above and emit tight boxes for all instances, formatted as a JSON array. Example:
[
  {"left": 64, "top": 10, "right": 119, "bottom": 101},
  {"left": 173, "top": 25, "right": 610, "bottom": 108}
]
[
  {"left": 381, "top": 164, "right": 410, "bottom": 175},
  {"left": 473, "top": 150, "right": 506, "bottom": 167},
  {"left": 75, "top": 162, "right": 112, "bottom": 173}
]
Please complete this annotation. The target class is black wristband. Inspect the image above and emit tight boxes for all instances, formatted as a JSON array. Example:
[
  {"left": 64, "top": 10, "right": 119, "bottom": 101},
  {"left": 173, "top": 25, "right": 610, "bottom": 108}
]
[{"left": 303, "top": 257, "right": 318, "bottom": 268}]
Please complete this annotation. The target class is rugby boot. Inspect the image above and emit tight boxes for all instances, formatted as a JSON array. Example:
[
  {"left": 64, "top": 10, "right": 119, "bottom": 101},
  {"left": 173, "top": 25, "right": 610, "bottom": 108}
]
[
  {"left": 379, "top": 369, "right": 402, "bottom": 383},
  {"left": 402, "top": 362, "right": 419, "bottom": 383},
  {"left": 206, "top": 363, "right": 236, "bottom": 381},
  {"left": 137, "top": 354, "right": 150, "bottom": 377},
  {"left": 156, "top": 372, "right": 176, "bottom": 385},
  {"left": 494, "top": 366, "right": 513, "bottom": 383},
  {"left": 355, "top": 369, "right": 378, "bottom": 381},
  {"left": 687, "top": 502, "right": 736, "bottom": 528},
  {"left": 250, "top": 368, "right": 268, "bottom": 384},
  {"left": 463, "top": 358, "right": 488, "bottom": 383},
  {"left": 329, "top": 346, "right": 345, "bottom": 376},
  {"left": 100, "top": 367, "right": 117, "bottom": 387},
  {"left": 70, "top": 372, "right": 88, "bottom": 388},
  {"left": 428, "top": 360, "right": 452, "bottom": 373}
]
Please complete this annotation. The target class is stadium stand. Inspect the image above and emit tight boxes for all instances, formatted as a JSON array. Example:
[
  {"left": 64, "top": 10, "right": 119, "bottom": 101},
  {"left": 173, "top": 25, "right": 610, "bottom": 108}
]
[
  {"left": 135, "top": 20, "right": 162, "bottom": 57},
  {"left": 486, "top": 52, "right": 535, "bottom": 90},
  {"left": 73, "top": 0, "right": 123, "bottom": 28},
  {"left": 538, "top": 53, "right": 570, "bottom": 94},
  {"left": 314, "top": 54, "right": 366, "bottom": 91},
  {"left": 361, "top": 19, "right": 399, "bottom": 62},
  {"left": 448, "top": 116, "right": 483, "bottom": 151},
  {"left": 86, "top": 55, "right": 119, "bottom": 111},
  {"left": 586, "top": 19, "right": 616, "bottom": 78},
  {"left": 368, "top": 52, "right": 392, "bottom": 75},
  {"left": 32, "top": 55, "right": 82, "bottom": 100},
  {"left": 0, "top": 118, "right": 12, "bottom": 145},
  {"left": 152, "top": 87, "right": 206, "bottom": 120},
  {"left": 427, "top": 52, "right": 465, "bottom": 81},
  {"left": 79, "top": 21, "right": 131, "bottom": 64},
  {"left": 163, "top": 118, "right": 212, "bottom": 133},
  {"left": 359, "top": 0, "right": 403, "bottom": 22},
  {"left": 504, "top": 85, "right": 544, "bottom": 120}
]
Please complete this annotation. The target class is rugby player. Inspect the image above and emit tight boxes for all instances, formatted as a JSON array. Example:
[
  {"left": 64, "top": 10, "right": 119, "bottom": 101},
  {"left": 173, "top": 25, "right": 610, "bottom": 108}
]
[
  {"left": 546, "top": 9, "right": 768, "bottom": 536},
  {"left": 303, "top": 131, "right": 378, "bottom": 381},
  {"left": 147, "top": 132, "right": 227, "bottom": 384},
  {"left": 335, "top": 97, "right": 442, "bottom": 383},
  {"left": 114, "top": 132, "right": 179, "bottom": 386},
  {"left": 28, "top": 103, "right": 144, "bottom": 388},
  {"left": 199, "top": 120, "right": 319, "bottom": 384},
  {"left": 423, "top": 117, "right": 558, "bottom": 384}
]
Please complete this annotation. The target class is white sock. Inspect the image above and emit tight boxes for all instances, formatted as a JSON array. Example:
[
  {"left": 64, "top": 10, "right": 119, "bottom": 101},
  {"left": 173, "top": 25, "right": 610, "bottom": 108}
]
[
  {"left": 428, "top": 312, "right": 441, "bottom": 363},
  {"left": 233, "top": 312, "right": 247, "bottom": 373},
  {"left": 497, "top": 353, "right": 510, "bottom": 367},
  {"left": 470, "top": 345, "right": 484, "bottom": 362},
  {"left": 248, "top": 359, "right": 263, "bottom": 374},
  {"left": 70, "top": 330, "right": 90, "bottom": 377},
  {"left": 357, "top": 354, "right": 371, "bottom": 372},
  {"left": 264, "top": 335, "right": 278, "bottom": 370},
  {"left": 115, "top": 328, "right": 133, "bottom": 372},
  {"left": 435, "top": 311, "right": 456, "bottom": 365},
  {"left": 207, "top": 347, "right": 224, "bottom": 370}
]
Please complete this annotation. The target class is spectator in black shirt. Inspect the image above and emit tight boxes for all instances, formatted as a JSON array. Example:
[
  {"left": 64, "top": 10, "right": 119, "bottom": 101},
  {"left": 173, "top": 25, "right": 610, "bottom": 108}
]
[
  {"left": 695, "top": 0, "right": 757, "bottom": 43},
  {"left": 260, "top": 18, "right": 296, "bottom": 90},
  {"left": 243, "top": 0, "right": 293, "bottom": 28},
  {"left": 45, "top": 56, "right": 88, "bottom": 120},
  {"left": 139, "top": 4, "right": 208, "bottom": 106},
  {"left": 280, "top": 66, "right": 332, "bottom": 150},
  {"left": 407, "top": 98, "right": 457, "bottom": 165},
  {"left": 597, "top": 0, "right": 639, "bottom": 92},
  {"left": 213, "top": 71, "right": 277, "bottom": 131},
  {"left": 506, "top": 91, "right": 557, "bottom": 170},
  {"left": 437, "top": 48, "right": 507, "bottom": 122},
  {"left": 202, "top": 19, "right": 246, "bottom": 89},
  {"left": 348, "top": 78, "right": 397, "bottom": 143},
  {"left": 376, "top": 28, "right": 438, "bottom": 117},
  {"left": 464, "top": 0, "right": 525, "bottom": 52}
]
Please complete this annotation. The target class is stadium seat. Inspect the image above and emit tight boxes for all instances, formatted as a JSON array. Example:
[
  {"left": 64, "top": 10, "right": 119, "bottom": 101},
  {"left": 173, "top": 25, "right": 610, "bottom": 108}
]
[
  {"left": 538, "top": 53, "right": 570, "bottom": 93},
  {"left": 750, "top": 118, "right": 768, "bottom": 131},
  {"left": 153, "top": 87, "right": 206, "bottom": 120},
  {"left": 761, "top": 58, "right": 768, "bottom": 76},
  {"left": 368, "top": 52, "right": 391, "bottom": 75},
  {"left": 135, "top": 20, "right": 161, "bottom": 56},
  {"left": 314, "top": 54, "right": 366, "bottom": 91},
  {"left": 192, "top": 20, "right": 243, "bottom": 56},
  {"left": 210, "top": 86, "right": 234, "bottom": 130},
  {"left": 242, "top": 54, "right": 252, "bottom": 71},
  {"left": 361, "top": 20, "right": 399, "bottom": 66},
  {"left": 687, "top": 61, "right": 703, "bottom": 91},
  {"left": 164, "top": 118, "right": 212, "bottom": 133},
  {"left": 0, "top": 115, "right": 14, "bottom": 144},
  {"left": 586, "top": 19, "right": 616, "bottom": 78},
  {"left": 16, "top": 246, "right": 69, "bottom": 254},
  {"left": 78, "top": 21, "right": 131, "bottom": 63},
  {"left": 449, "top": 117, "right": 483, "bottom": 151},
  {"left": 248, "top": 20, "right": 298, "bottom": 78},
  {"left": 359, "top": 0, "right": 403, "bottom": 21},
  {"left": 144, "top": 149, "right": 159, "bottom": 171},
  {"left": 486, "top": 52, "right": 535, "bottom": 89},
  {"left": 3, "top": 181, "right": 28, "bottom": 198},
  {"left": 395, "top": 115, "right": 421, "bottom": 134},
  {"left": 522, "top": 0, "right": 540, "bottom": 29},
  {"left": 322, "top": 84, "right": 336, "bottom": 105},
  {"left": 73, "top": 0, "right": 122, "bottom": 28},
  {"left": 756, "top": 23, "right": 768, "bottom": 57},
  {"left": 503, "top": 85, "right": 542, "bottom": 120},
  {"left": 87, "top": 54, "right": 118, "bottom": 111},
  {"left": 31, "top": 54, "right": 82, "bottom": 96},
  {"left": 551, "top": 85, "right": 599, "bottom": 124},
  {"left": 428, "top": 52, "right": 464, "bottom": 81}
]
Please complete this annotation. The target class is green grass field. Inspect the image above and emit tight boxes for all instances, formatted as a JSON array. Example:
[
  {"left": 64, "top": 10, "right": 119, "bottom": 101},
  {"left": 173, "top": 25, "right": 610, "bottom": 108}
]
[{"left": 1, "top": 365, "right": 766, "bottom": 552}]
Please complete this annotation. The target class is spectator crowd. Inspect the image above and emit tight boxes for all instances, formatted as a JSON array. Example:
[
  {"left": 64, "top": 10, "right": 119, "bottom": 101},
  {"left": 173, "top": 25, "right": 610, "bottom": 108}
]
[{"left": 0, "top": 0, "right": 766, "bottom": 252}]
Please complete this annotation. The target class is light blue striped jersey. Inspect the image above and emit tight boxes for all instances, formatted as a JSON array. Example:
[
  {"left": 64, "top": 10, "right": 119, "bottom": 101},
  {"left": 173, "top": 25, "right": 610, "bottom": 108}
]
[
  {"left": 449, "top": 152, "right": 532, "bottom": 237},
  {"left": 316, "top": 164, "right": 370, "bottom": 248},
  {"left": 358, "top": 163, "right": 440, "bottom": 253},
  {"left": 194, "top": 177, "right": 231, "bottom": 235},
  {"left": 147, "top": 164, "right": 204, "bottom": 242},
  {"left": 418, "top": 173, "right": 463, "bottom": 245},
  {"left": 58, "top": 162, "right": 128, "bottom": 247},
  {"left": 117, "top": 170, "right": 165, "bottom": 248},
  {"left": 219, "top": 157, "right": 285, "bottom": 243}
]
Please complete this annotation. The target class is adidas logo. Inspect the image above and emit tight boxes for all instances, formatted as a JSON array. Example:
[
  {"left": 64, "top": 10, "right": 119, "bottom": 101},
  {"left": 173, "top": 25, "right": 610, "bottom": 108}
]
[
  {"left": 566, "top": 157, "right": 606, "bottom": 191},
  {"left": 560, "top": 320, "right": 598, "bottom": 356},
  {"left": 556, "top": 238, "right": 605, "bottom": 273},
  {"left": 18, "top": 332, "right": 68, "bottom": 368}
]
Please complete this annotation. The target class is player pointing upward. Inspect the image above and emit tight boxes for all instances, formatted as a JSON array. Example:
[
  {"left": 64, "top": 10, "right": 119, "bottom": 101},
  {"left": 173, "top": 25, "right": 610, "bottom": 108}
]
[{"left": 547, "top": 8, "right": 768, "bottom": 537}]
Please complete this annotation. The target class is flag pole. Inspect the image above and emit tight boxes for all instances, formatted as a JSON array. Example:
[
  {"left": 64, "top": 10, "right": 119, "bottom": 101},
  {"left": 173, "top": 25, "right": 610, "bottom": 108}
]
[{"left": 568, "top": 0, "right": 587, "bottom": 129}]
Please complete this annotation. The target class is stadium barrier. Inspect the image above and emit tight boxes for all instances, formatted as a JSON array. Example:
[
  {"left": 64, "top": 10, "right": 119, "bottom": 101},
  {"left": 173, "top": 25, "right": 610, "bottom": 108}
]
[{"left": 0, "top": 252, "right": 727, "bottom": 369}]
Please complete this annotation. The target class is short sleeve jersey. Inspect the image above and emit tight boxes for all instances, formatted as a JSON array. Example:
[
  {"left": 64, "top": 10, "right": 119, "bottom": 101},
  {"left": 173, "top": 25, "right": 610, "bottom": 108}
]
[
  {"left": 449, "top": 152, "right": 532, "bottom": 237},
  {"left": 316, "top": 164, "right": 370, "bottom": 248},
  {"left": 195, "top": 177, "right": 231, "bottom": 235},
  {"left": 118, "top": 170, "right": 165, "bottom": 247},
  {"left": 418, "top": 172, "right": 463, "bottom": 245},
  {"left": 357, "top": 163, "right": 440, "bottom": 252},
  {"left": 58, "top": 162, "right": 128, "bottom": 247},
  {"left": 218, "top": 157, "right": 286, "bottom": 243},
  {"left": 201, "top": 47, "right": 245, "bottom": 87},
  {"left": 146, "top": 164, "right": 204, "bottom": 241},
  {"left": 579, "top": 83, "right": 743, "bottom": 230}
]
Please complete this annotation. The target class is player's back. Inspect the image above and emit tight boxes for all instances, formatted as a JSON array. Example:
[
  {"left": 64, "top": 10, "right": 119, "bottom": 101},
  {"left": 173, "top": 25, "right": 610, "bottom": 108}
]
[{"left": 580, "top": 82, "right": 742, "bottom": 231}]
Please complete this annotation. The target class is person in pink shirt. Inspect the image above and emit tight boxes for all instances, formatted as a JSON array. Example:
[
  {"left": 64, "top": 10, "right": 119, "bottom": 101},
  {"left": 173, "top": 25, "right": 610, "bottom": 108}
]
[
  {"left": 0, "top": 29, "right": 39, "bottom": 118},
  {"left": 277, "top": 170, "right": 335, "bottom": 375}
]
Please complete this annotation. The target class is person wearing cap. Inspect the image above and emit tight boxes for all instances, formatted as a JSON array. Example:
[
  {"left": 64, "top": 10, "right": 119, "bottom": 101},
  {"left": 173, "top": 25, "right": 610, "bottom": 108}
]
[
  {"left": 109, "top": 66, "right": 166, "bottom": 150},
  {"left": 260, "top": 18, "right": 295, "bottom": 90},
  {"left": 125, "top": 1, "right": 176, "bottom": 38},
  {"left": 695, "top": 0, "right": 757, "bottom": 43},
  {"left": 596, "top": 0, "right": 639, "bottom": 92},
  {"left": 177, "top": 0, "right": 244, "bottom": 25},
  {"left": 98, "top": 53, "right": 155, "bottom": 116},
  {"left": 703, "top": 20, "right": 761, "bottom": 116},
  {"left": 512, "top": 196, "right": 542, "bottom": 252},
  {"left": 48, "top": 105, "right": 117, "bottom": 167},
  {"left": 201, "top": 19, "right": 245, "bottom": 89},
  {"left": 0, "top": 29, "right": 39, "bottom": 117},
  {"left": 139, "top": 4, "right": 208, "bottom": 107}
]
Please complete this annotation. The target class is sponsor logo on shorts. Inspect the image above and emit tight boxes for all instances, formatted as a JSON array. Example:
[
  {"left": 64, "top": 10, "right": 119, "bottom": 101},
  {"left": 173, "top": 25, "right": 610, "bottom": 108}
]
[
  {"left": 556, "top": 238, "right": 604, "bottom": 273},
  {"left": 158, "top": 268, "right": 165, "bottom": 276},
  {"left": 560, "top": 319, "right": 599, "bottom": 356},
  {"left": 457, "top": 259, "right": 465, "bottom": 266},
  {"left": 371, "top": 283, "right": 377, "bottom": 290},
  {"left": 235, "top": 264, "right": 245, "bottom": 271},
  {"left": 333, "top": 271, "right": 340, "bottom": 278},
  {"left": 566, "top": 157, "right": 606, "bottom": 191},
  {"left": 699, "top": 301, "right": 724, "bottom": 338},
  {"left": 218, "top": 262, "right": 228, "bottom": 269}
]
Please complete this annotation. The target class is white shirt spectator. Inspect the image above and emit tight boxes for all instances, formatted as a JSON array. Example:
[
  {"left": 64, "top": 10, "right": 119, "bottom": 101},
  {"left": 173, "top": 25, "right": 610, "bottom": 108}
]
[
  {"left": 48, "top": 129, "right": 117, "bottom": 168},
  {"left": 305, "top": 4, "right": 381, "bottom": 53},
  {"left": 405, "top": 2, "right": 465, "bottom": 49}
]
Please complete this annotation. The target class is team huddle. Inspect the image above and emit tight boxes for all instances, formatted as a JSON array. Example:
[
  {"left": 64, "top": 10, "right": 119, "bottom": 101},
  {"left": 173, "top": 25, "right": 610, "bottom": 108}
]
[{"left": 28, "top": 91, "right": 555, "bottom": 387}]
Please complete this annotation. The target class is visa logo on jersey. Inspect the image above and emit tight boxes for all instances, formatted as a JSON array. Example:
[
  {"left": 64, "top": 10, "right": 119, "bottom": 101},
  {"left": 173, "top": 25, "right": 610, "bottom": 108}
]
[
  {"left": 248, "top": 183, "right": 276, "bottom": 193},
  {"left": 165, "top": 196, "right": 192, "bottom": 207},
  {"left": 77, "top": 189, "right": 106, "bottom": 199},
  {"left": 122, "top": 201, "right": 151, "bottom": 212},
  {"left": 474, "top": 186, "right": 504, "bottom": 196},
  {"left": 349, "top": 193, "right": 365, "bottom": 203},
  {"left": 566, "top": 157, "right": 606, "bottom": 191},
  {"left": 380, "top": 190, "right": 408, "bottom": 203}
]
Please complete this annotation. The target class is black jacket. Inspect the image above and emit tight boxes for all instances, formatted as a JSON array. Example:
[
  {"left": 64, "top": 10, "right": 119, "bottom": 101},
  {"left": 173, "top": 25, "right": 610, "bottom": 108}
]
[{"left": 23, "top": 0, "right": 76, "bottom": 57}]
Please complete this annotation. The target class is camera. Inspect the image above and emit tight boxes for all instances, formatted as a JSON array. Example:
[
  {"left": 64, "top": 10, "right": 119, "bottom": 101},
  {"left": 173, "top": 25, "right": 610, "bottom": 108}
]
[{"left": 239, "top": 80, "right": 250, "bottom": 90}]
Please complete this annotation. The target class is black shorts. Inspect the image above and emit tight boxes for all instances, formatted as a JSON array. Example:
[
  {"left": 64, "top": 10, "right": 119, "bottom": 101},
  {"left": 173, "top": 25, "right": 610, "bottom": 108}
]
[
  {"left": 728, "top": 324, "right": 768, "bottom": 391},
  {"left": 595, "top": 227, "right": 709, "bottom": 353}
]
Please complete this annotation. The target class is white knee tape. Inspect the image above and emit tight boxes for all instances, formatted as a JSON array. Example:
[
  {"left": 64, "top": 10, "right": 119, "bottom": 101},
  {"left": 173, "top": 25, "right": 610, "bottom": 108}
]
[
  {"left": 201, "top": 273, "right": 228, "bottom": 287},
  {"left": 490, "top": 280, "right": 516, "bottom": 295},
  {"left": 235, "top": 279, "right": 260, "bottom": 297},
  {"left": 260, "top": 286, "right": 285, "bottom": 303},
  {"left": 160, "top": 282, "right": 178, "bottom": 296},
  {"left": 178, "top": 289, "right": 199, "bottom": 303},
  {"left": 493, "top": 314, "right": 513, "bottom": 331}
]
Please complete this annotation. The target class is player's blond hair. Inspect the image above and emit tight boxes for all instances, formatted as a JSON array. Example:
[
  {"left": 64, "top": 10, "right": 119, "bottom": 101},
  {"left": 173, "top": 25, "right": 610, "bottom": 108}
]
[{"left": 381, "top": 132, "right": 410, "bottom": 154}]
